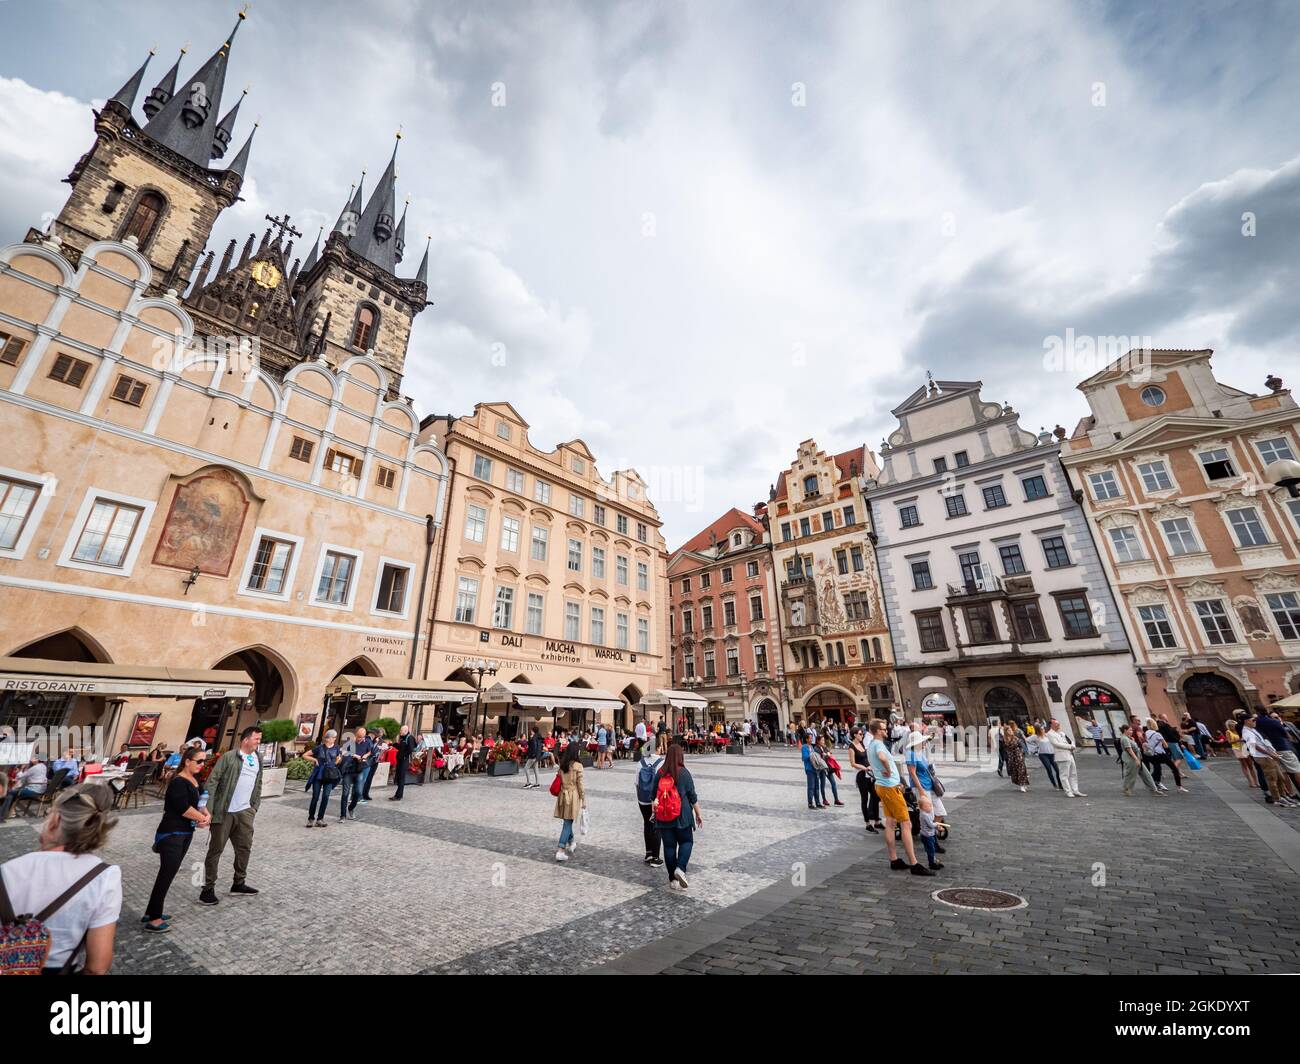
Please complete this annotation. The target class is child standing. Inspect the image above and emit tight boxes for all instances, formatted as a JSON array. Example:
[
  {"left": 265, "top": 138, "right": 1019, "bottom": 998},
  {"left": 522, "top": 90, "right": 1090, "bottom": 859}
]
[{"left": 918, "top": 794, "right": 943, "bottom": 872}]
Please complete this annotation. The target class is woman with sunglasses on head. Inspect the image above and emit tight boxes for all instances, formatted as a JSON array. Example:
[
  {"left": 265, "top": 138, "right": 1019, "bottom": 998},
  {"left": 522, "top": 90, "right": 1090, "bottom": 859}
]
[{"left": 143, "top": 745, "right": 210, "bottom": 933}]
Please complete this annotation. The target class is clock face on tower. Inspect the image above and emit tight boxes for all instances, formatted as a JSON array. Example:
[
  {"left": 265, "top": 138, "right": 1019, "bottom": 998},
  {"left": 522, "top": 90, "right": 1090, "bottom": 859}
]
[{"left": 250, "top": 260, "right": 282, "bottom": 289}]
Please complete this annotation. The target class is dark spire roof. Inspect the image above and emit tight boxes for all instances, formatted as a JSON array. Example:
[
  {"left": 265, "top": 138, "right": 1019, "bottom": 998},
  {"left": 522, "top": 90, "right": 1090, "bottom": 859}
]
[
  {"left": 415, "top": 237, "right": 430, "bottom": 285},
  {"left": 143, "top": 48, "right": 185, "bottom": 119},
  {"left": 211, "top": 88, "right": 246, "bottom": 160},
  {"left": 333, "top": 175, "right": 363, "bottom": 236},
  {"left": 301, "top": 227, "right": 323, "bottom": 273},
  {"left": 226, "top": 122, "right": 256, "bottom": 176},
  {"left": 110, "top": 51, "right": 154, "bottom": 112},
  {"left": 348, "top": 134, "right": 401, "bottom": 273},
  {"left": 141, "top": 11, "right": 245, "bottom": 167},
  {"left": 394, "top": 200, "right": 408, "bottom": 263}
]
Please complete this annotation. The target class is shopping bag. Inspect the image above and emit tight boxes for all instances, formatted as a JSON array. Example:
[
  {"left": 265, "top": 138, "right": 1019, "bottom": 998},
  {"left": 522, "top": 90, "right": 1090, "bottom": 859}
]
[
  {"left": 1182, "top": 749, "right": 1202, "bottom": 771},
  {"left": 579, "top": 808, "right": 590, "bottom": 835}
]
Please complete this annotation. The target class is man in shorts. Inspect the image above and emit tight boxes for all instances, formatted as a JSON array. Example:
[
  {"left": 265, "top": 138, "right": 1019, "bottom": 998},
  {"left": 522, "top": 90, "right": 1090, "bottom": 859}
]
[{"left": 867, "top": 719, "right": 932, "bottom": 877}]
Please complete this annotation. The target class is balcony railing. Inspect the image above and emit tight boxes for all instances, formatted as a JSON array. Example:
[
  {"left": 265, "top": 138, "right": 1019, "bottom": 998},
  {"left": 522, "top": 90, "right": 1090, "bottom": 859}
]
[{"left": 946, "top": 574, "right": 1004, "bottom": 599}]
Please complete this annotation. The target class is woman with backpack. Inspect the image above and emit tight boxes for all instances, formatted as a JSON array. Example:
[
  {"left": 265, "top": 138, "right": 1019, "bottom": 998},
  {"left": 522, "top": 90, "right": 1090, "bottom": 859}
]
[
  {"left": 304, "top": 730, "right": 343, "bottom": 827},
  {"left": 634, "top": 744, "right": 664, "bottom": 867},
  {"left": 0, "top": 783, "right": 120, "bottom": 974},
  {"left": 653, "top": 743, "right": 701, "bottom": 890},
  {"left": 552, "top": 740, "right": 587, "bottom": 862}
]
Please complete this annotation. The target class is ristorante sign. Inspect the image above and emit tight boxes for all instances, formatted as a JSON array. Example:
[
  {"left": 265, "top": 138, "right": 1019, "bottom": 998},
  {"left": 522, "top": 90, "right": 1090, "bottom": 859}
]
[{"left": 0, "top": 673, "right": 249, "bottom": 699}]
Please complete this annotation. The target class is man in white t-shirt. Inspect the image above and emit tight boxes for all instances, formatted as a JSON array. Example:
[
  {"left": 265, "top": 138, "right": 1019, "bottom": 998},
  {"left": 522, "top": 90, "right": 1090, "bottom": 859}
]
[{"left": 199, "top": 725, "right": 264, "bottom": 906}]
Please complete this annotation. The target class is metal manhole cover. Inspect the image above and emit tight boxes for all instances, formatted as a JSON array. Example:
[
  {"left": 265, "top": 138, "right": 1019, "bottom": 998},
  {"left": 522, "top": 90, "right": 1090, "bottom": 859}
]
[{"left": 931, "top": 887, "right": 1027, "bottom": 911}]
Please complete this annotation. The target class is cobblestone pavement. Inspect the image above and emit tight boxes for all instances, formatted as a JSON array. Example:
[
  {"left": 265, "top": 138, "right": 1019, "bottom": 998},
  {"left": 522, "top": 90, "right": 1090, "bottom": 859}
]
[
  {"left": 618, "top": 754, "right": 1300, "bottom": 976},
  {"left": 1, "top": 745, "right": 988, "bottom": 975}
]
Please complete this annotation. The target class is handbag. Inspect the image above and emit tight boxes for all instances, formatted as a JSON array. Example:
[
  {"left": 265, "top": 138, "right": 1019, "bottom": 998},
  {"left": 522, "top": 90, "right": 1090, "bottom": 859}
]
[
  {"left": 579, "top": 808, "right": 589, "bottom": 835},
  {"left": 318, "top": 748, "right": 341, "bottom": 784},
  {"left": 549, "top": 771, "right": 563, "bottom": 797},
  {"left": 929, "top": 768, "right": 946, "bottom": 797}
]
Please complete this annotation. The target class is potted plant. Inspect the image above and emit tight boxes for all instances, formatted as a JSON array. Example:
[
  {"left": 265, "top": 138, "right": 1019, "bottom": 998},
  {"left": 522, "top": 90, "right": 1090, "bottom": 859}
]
[
  {"left": 257, "top": 718, "right": 297, "bottom": 797},
  {"left": 487, "top": 740, "right": 521, "bottom": 776}
]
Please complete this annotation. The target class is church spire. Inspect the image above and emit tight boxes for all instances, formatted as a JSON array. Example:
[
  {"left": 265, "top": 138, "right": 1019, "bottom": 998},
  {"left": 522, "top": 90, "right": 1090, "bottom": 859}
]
[
  {"left": 415, "top": 236, "right": 430, "bottom": 285},
  {"left": 348, "top": 132, "right": 402, "bottom": 273},
  {"left": 301, "top": 226, "right": 324, "bottom": 274},
  {"left": 211, "top": 87, "right": 246, "bottom": 160},
  {"left": 226, "top": 121, "right": 256, "bottom": 177},
  {"left": 333, "top": 174, "right": 364, "bottom": 237},
  {"left": 141, "top": 9, "right": 247, "bottom": 167},
  {"left": 109, "top": 50, "right": 154, "bottom": 114},
  {"left": 394, "top": 199, "right": 408, "bottom": 263},
  {"left": 143, "top": 47, "right": 185, "bottom": 119}
]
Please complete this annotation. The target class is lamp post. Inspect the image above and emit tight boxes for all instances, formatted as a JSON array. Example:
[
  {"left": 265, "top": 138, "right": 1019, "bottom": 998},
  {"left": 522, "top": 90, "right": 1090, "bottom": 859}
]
[{"left": 466, "top": 658, "right": 499, "bottom": 736}]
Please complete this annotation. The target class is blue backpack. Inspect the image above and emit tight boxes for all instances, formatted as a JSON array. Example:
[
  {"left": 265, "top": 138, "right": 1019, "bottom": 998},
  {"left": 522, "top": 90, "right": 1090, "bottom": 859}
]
[{"left": 636, "top": 757, "right": 663, "bottom": 804}]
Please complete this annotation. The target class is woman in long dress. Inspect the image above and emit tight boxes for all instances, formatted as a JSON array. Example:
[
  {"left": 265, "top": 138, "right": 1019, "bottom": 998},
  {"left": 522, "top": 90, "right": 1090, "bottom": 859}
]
[{"left": 1002, "top": 723, "right": 1030, "bottom": 792}]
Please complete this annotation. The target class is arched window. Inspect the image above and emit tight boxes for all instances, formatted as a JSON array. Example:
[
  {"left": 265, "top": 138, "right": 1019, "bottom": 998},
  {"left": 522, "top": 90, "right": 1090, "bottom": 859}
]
[
  {"left": 122, "top": 191, "right": 165, "bottom": 248},
  {"left": 872, "top": 637, "right": 882, "bottom": 661},
  {"left": 860, "top": 638, "right": 870, "bottom": 661},
  {"left": 350, "top": 305, "right": 376, "bottom": 350}
]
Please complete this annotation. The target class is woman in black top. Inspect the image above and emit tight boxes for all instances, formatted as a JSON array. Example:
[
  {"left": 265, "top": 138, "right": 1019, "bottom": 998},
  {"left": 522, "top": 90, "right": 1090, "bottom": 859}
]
[
  {"left": 849, "top": 727, "right": 882, "bottom": 831},
  {"left": 144, "top": 746, "right": 210, "bottom": 932}
]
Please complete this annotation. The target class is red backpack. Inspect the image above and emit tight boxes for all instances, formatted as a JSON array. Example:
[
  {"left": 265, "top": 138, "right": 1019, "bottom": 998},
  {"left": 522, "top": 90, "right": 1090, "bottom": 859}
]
[{"left": 654, "top": 773, "right": 682, "bottom": 822}]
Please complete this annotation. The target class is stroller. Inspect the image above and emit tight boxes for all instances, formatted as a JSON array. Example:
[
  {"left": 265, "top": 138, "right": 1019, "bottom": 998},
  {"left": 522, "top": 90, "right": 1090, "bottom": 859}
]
[{"left": 893, "top": 786, "right": 949, "bottom": 842}]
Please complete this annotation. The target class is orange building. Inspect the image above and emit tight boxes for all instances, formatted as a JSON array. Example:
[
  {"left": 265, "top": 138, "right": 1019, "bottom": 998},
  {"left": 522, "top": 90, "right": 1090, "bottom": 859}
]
[{"left": 1063, "top": 350, "right": 1300, "bottom": 727}]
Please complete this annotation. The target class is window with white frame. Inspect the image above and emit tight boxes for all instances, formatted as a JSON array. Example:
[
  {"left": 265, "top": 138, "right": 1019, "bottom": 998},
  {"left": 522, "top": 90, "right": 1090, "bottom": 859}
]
[
  {"left": 246, "top": 535, "right": 295, "bottom": 594},
  {"left": 1107, "top": 526, "right": 1144, "bottom": 563},
  {"left": 754, "top": 643, "right": 767, "bottom": 672},
  {"left": 1193, "top": 599, "right": 1237, "bottom": 645},
  {"left": 616, "top": 612, "right": 630, "bottom": 649},
  {"left": 636, "top": 522, "right": 648, "bottom": 543},
  {"left": 589, "top": 605, "right": 605, "bottom": 644},
  {"left": 1287, "top": 499, "right": 1300, "bottom": 533},
  {"left": 567, "top": 538, "right": 582, "bottom": 572},
  {"left": 459, "top": 500, "right": 487, "bottom": 543},
  {"left": 637, "top": 617, "right": 649, "bottom": 652},
  {"left": 616, "top": 513, "right": 628, "bottom": 535},
  {"left": 591, "top": 546, "right": 606, "bottom": 578},
  {"left": 1137, "top": 460, "right": 1173, "bottom": 493},
  {"left": 473, "top": 454, "right": 493, "bottom": 481},
  {"left": 564, "top": 601, "right": 581, "bottom": 641},
  {"left": 72, "top": 499, "right": 143, "bottom": 568},
  {"left": 526, "top": 592, "right": 545, "bottom": 635},
  {"left": 593, "top": 504, "right": 606, "bottom": 526},
  {"left": 454, "top": 576, "right": 478, "bottom": 623},
  {"left": 1197, "top": 448, "right": 1236, "bottom": 481},
  {"left": 684, "top": 654, "right": 695, "bottom": 678},
  {"left": 747, "top": 560, "right": 759, "bottom": 578},
  {"left": 569, "top": 494, "right": 585, "bottom": 518},
  {"left": 530, "top": 525, "right": 548, "bottom": 561},
  {"left": 0, "top": 476, "right": 41, "bottom": 551},
  {"left": 1136, "top": 604, "right": 1177, "bottom": 649},
  {"left": 495, "top": 420, "right": 512, "bottom": 441},
  {"left": 726, "top": 647, "right": 740, "bottom": 676},
  {"left": 1255, "top": 437, "right": 1295, "bottom": 465},
  {"left": 506, "top": 468, "right": 525, "bottom": 494},
  {"left": 534, "top": 480, "right": 551, "bottom": 504},
  {"left": 572, "top": 456, "right": 585, "bottom": 474},
  {"left": 493, "top": 585, "right": 515, "bottom": 629},
  {"left": 1088, "top": 470, "right": 1122, "bottom": 500},
  {"left": 637, "top": 561, "right": 648, "bottom": 591},
  {"left": 616, "top": 554, "right": 629, "bottom": 585},
  {"left": 1160, "top": 517, "right": 1200, "bottom": 556},
  {"left": 1225, "top": 506, "right": 1270, "bottom": 548},
  {"left": 703, "top": 649, "right": 716, "bottom": 678},
  {"left": 500, "top": 515, "right": 521, "bottom": 552},
  {"left": 315, "top": 550, "right": 357, "bottom": 606},
  {"left": 1265, "top": 592, "right": 1300, "bottom": 641},
  {"left": 374, "top": 563, "right": 410, "bottom": 614}
]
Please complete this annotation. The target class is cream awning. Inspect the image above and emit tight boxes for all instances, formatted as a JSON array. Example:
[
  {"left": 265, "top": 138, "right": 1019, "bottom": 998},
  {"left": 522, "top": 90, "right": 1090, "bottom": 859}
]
[
  {"left": 482, "top": 682, "right": 624, "bottom": 712},
  {"left": 0, "top": 657, "right": 252, "bottom": 700},
  {"left": 640, "top": 688, "right": 707, "bottom": 710},
  {"left": 1271, "top": 692, "right": 1300, "bottom": 709},
  {"left": 326, "top": 676, "right": 478, "bottom": 705}
]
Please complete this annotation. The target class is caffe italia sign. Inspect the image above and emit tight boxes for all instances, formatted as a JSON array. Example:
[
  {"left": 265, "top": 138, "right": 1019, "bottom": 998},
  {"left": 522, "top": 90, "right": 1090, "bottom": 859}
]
[{"left": 462, "top": 631, "right": 639, "bottom": 668}]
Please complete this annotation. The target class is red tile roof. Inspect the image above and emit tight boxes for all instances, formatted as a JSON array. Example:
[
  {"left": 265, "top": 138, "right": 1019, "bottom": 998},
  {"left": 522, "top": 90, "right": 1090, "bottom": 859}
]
[{"left": 675, "top": 507, "right": 764, "bottom": 554}]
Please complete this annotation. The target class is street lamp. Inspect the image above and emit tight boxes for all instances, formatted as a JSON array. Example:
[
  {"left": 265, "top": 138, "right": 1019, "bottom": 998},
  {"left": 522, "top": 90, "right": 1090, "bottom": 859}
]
[
  {"left": 1265, "top": 458, "right": 1300, "bottom": 498},
  {"left": 466, "top": 658, "right": 499, "bottom": 736}
]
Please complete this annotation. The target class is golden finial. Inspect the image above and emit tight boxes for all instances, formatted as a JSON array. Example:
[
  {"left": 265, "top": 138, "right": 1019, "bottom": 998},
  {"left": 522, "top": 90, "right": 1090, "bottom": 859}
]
[
  {"left": 239, "top": 3, "right": 251, "bottom": 19},
  {"left": 396, "top": 124, "right": 403, "bottom": 141}
]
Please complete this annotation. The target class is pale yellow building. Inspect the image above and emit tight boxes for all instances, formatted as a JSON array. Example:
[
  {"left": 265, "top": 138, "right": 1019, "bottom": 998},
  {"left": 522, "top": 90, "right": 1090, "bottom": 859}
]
[{"left": 420, "top": 403, "right": 672, "bottom": 733}]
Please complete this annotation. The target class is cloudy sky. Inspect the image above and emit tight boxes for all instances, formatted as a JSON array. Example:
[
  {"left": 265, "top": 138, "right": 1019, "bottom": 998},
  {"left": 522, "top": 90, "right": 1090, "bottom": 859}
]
[{"left": 1, "top": 0, "right": 1297, "bottom": 546}]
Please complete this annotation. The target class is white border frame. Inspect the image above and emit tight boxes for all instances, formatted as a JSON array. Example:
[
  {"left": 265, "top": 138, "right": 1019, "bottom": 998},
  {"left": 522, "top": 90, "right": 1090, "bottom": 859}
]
[
  {"left": 370, "top": 554, "right": 417, "bottom": 621},
  {"left": 56, "top": 487, "right": 157, "bottom": 577},
  {"left": 0, "top": 464, "right": 56, "bottom": 561},
  {"left": 237, "top": 526, "right": 306, "bottom": 603},
  {"left": 308, "top": 542, "right": 365, "bottom": 612}
]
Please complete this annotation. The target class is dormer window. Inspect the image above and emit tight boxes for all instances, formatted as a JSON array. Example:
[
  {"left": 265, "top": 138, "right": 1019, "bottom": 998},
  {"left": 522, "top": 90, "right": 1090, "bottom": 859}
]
[
  {"left": 733, "top": 533, "right": 742, "bottom": 547},
  {"left": 803, "top": 475, "right": 819, "bottom": 497},
  {"left": 374, "top": 212, "right": 394, "bottom": 242},
  {"left": 181, "top": 81, "right": 211, "bottom": 129},
  {"left": 1140, "top": 386, "right": 1166, "bottom": 407},
  {"left": 351, "top": 306, "right": 376, "bottom": 350}
]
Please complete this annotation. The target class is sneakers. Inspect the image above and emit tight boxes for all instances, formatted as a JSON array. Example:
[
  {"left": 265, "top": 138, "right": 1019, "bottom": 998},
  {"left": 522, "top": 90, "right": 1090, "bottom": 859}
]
[
  {"left": 647, "top": 857, "right": 664, "bottom": 866},
  {"left": 833, "top": 800, "right": 845, "bottom": 807},
  {"left": 358, "top": 798, "right": 370, "bottom": 804},
  {"left": 142, "top": 920, "right": 171, "bottom": 934},
  {"left": 1178, "top": 787, "right": 1190, "bottom": 793},
  {"left": 198, "top": 888, "right": 218, "bottom": 907},
  {"left": 889, "top": 858, "right": 909, "bottom": 871},
  {"left": 672, "top": 868, "right": 689, "bottom": 889},
  {"left": 229, "top": 883, "right": 258, "bottom": 897},
  {"left": 927, "top": 861, "right": 944, "bottom": 871},
  {"left": 347, "top": 812, "right": 358, "bottom": 820},
  {"left": 865, "top": 823, "right": 878, "bottom": 833},
  {"left": 316, "top": 819, "right": 327, "bottom": 826},
  {"left": 305, "top": 820, "right": 315, "bottom": 828},
  {"left": 565, "top": 839, "right": 577, "bottom": 854},
  {"left": 910, "top": 863, "right": 935, "bottom": 877},
  {"left": 141, "top": 913, "right": 171, "bottom": 923},
  {"left": 555, "top": 849, "right": 569, "bottom": 862},
  {"left": 1075, "top": 792, "right": 1087, "bottom": 798}
]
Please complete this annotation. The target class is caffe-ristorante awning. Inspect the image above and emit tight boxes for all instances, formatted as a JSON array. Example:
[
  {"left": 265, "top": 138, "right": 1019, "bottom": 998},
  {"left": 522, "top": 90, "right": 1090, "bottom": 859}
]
[
  {"left": 325, "top": 676, "right": 477, "bottom": 705},
  {"left": 0, "top": 656, "right": 253, "bottom": 700},
  {"left": 482, "top": 682, "right": 624, "bottom": 712},
  {"left": 640, "top": 688, "right": 707, "bottom": 711}
]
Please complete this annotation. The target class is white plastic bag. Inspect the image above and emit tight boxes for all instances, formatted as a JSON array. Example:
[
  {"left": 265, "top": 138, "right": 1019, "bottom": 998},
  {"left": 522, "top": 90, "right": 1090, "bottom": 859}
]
[{"left": 579, "top": 808, "right": 590, "bottom": 836}]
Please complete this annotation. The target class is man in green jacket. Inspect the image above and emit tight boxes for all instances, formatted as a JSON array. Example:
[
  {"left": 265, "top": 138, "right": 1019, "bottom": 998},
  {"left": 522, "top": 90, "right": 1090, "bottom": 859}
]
[{"left": 199, "top": 725, "right": 263, "bottom": 906}]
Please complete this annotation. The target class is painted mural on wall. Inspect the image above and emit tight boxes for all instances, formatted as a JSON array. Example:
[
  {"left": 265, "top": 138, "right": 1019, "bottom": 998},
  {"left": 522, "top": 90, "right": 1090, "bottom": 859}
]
[{"left": 152, "top": 468, "right": 250, "bottom": 577}]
